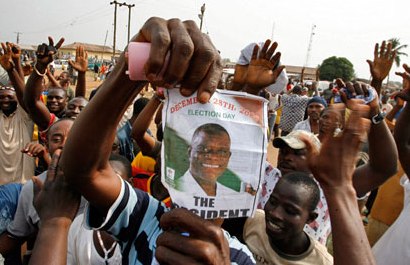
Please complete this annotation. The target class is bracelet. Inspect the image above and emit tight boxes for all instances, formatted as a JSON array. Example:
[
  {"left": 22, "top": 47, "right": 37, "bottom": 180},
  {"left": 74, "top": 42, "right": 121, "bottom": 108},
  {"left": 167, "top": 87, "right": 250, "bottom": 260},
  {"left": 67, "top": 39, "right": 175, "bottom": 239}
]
[{"left": 34, "top": 64, "right": 46, "bottom": 77}]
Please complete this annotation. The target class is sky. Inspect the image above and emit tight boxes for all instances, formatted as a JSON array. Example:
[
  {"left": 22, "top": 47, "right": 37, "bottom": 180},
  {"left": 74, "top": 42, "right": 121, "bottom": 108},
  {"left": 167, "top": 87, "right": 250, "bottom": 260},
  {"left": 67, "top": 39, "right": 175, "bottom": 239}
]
[{"left": 2, "top": 0, "right": 409, "bottom": 81}]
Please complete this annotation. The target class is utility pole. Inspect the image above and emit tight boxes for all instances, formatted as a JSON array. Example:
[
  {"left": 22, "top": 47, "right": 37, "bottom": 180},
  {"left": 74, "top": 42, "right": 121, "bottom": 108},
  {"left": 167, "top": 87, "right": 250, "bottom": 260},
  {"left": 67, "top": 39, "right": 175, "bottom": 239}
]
[
  {"left": 101, "top": 30, "right": 109, "bottom": 63},
  {"left": 14, "top": 32, "right": 22, "bottom": 44},
  {"left": 198, "top": 3, "right": 206, "bottom": 32},
  {"left": 304, "top": 24, "right": 316, "bottom": 67},
  {"left": 110, "top": 1, "right": 120, "bottom": 57},
  {"left": 119, "top": 2, "right": 135, "bottom": 43}
]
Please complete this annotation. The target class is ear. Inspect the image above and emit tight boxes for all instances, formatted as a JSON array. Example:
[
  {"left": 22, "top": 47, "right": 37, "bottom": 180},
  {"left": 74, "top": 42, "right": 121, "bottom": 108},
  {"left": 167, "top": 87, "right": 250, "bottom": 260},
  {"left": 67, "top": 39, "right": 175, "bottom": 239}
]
[
  {"left": 306, "top": 211, "right": 318, "bottom": 224},
  {"left": 187, "top": 146, "right": 192, "bottom": 159}
]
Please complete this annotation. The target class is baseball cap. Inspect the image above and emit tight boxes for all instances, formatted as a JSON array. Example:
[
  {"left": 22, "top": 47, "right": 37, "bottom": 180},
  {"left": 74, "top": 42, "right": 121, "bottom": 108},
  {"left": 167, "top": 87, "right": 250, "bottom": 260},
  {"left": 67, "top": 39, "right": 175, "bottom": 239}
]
[{"left": 273, "top": 130, "right": 321, "bottom": 150}]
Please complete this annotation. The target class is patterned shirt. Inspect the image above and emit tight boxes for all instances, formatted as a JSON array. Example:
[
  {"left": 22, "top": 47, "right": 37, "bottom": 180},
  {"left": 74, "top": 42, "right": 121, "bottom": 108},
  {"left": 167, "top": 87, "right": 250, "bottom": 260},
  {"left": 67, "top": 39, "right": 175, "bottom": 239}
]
[
  {"left": 257, "top": 162, "right": 331, "bottom": 245},
  {"left": 85, "top": 179, "right": 256, "bottom": 265},
  {"left": 279, "top": 94, "right": 310, "bottom": 132}
]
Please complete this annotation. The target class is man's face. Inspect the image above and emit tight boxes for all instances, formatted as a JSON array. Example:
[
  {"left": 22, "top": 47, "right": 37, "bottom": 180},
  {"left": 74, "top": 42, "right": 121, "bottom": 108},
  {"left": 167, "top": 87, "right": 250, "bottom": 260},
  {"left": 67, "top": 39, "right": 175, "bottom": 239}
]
[
  {"left": 0, "top": 89, "right": 17, "bottom": 113},
  {"left": 47, "top": 88, "right": 67, "bottom": 114},
  {"left": 277, "top": 146, "right": 309, "bottom": 175},
  {"left": 189, "top": 131, "right": 231, "bottom": 183},
  {"left": 46, "top": 119, "right": 73, "bottom": 155},
  {"left": 307, "top": 102, "right": 324, "bottom": 121},
  {"left": 264, "top": 179, "right": 314, "bottom": 241},
  {"left": 319, "top": 109, "right": 341, "bottom": 135},
  {"left": 58, "top": 72, "right": 70, "bottom": 88},
  {"left": 65, "top": 98, "right": 88, "bottom": 119}
]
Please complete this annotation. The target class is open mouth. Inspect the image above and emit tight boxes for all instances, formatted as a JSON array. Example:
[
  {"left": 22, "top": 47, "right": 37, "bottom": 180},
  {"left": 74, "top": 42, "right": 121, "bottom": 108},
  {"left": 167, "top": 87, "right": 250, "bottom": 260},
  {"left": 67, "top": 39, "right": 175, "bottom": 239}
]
[
  {"left": 202, "top": 163, "right": 220, "bottom": 168},
  {"left": 266, "top": 220, "right": 284, "bottom": 232}
]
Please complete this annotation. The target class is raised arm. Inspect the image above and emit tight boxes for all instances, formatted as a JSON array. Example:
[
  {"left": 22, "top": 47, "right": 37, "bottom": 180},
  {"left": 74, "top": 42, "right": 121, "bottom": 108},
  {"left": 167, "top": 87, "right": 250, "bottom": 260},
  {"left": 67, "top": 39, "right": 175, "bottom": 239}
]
[
  {"left": 68, "top": 45, "right": 88, "bottom": 98},
  {"left": 302, "top": 102, "right": 375, "bottom": 265},
  {"left": 349, "top": 42, "right": 399, "bottom": 195},
  {"left": 366, "top": 40, "right": 396, "bottom": 95},
  {"left": 232, "top": 40, "right": 284, "bottom": 95},
  {"left": 61, "top": 17, "right": 222, "bottom": 213},
  {"left": 9, "top": 43, "right": 25, "bottom": 85},
  {"left": 131, "top": 92, "right": 162, "bottom": 155},
  {"left": 0, "top": 42, "right": 27, "bottom": 111},
  {"left": 45, "top": 67, "right": 61, "bottom": 88},
  {"left": 394, "top": 64, "right": 410, "bottom": 177},
  {"left": 30, "top": 150, "right": 80, "bottom": 265},
  {"left": 24, "top": 37, "right": 64, "bottom": 131}
]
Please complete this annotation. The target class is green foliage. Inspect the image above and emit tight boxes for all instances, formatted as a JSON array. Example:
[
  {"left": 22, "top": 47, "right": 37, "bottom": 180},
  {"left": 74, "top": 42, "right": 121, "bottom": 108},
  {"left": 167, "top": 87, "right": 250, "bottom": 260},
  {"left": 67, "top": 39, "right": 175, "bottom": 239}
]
[
  {"left": 318, "top": 56, "right": 355, "bottom": 81},
  {"left": 388, "top": 38, "right": 408, "bottom": 67}
]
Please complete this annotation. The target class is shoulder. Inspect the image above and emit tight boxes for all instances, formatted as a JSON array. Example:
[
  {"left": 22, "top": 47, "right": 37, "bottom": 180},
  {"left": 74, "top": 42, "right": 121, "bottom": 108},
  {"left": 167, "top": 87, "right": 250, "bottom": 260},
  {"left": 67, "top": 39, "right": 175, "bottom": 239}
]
[{"left": 223, "top": 229, "right": 256, "bottom": 265}]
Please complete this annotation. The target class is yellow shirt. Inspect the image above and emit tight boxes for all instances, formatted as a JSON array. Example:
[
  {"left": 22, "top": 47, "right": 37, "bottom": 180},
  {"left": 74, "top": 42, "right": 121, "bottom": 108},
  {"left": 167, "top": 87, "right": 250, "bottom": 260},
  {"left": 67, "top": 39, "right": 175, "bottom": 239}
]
[{"left": 370, "top": 163, "right": 404, "bottom": 225}]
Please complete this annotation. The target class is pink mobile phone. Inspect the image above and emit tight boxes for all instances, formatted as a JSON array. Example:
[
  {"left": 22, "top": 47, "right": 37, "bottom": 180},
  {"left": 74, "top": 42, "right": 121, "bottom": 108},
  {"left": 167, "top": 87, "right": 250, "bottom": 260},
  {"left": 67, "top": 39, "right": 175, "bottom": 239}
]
[{"left": 126, "top": 42, "right": 169, "bottom": 81}]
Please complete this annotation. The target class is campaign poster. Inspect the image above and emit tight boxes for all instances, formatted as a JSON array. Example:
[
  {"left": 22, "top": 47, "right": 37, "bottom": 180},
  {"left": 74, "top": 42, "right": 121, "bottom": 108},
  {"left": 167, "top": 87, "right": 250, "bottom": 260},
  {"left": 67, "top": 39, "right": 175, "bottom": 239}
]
[{"left": 161, "top": 89, "right": 268, "bottom": 219}]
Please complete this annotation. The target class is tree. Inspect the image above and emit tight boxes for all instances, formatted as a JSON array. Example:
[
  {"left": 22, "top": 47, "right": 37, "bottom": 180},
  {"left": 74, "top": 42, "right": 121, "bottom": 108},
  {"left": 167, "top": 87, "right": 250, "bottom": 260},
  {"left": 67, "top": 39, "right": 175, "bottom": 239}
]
[
  {"left": 318, "top": 56, "right": 355, "bottom": 81},
  {"left": 389, "top": 38, "right": 408, "bottom": 67},
  {"left": 386, "top": 38, "right": 408, "bottom": 87}
]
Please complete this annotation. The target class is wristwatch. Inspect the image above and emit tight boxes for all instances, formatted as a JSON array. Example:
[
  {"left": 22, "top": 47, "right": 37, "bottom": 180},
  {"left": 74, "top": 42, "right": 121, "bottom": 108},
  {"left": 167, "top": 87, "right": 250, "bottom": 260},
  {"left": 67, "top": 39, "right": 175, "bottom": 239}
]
[{"left": 371, "top": 112, "right": 385, "bottom": 125}]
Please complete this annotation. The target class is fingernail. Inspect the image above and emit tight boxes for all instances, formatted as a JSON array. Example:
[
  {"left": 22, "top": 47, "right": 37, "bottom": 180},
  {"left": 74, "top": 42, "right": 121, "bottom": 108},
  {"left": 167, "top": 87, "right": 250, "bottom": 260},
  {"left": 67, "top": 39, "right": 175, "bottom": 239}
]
[{"left": 198, "top": 92, "right": 211, "bottom": 103}]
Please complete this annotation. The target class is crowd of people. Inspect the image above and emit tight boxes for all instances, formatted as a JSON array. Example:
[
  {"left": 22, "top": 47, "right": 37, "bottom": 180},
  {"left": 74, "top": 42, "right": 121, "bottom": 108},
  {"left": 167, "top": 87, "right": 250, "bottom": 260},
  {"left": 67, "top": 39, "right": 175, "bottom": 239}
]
[{"left": 0, "top": 16, "right": 409, "bottom": 265}]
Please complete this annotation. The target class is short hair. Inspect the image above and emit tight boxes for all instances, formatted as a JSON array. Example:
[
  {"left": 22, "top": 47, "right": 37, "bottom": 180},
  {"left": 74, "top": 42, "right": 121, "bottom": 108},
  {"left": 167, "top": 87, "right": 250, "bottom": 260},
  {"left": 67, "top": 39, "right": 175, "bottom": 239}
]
[
  {"left": 280, "top": 172, "right": 320, "bottom": 212},
  {"left": 192, "top": 123, "right": 230, "bottom": 143},
  {"left": 133, "top": 97, "right": 150, "bottom": 117},
  {"left": 46, "top": 118, "right": 74, "bottom": 139},
  {"left": 109, "top": 153, "right": 133, "bottom": 180},
  {"left": 48, "top": 87, "right": 68, "bottom": 98}
]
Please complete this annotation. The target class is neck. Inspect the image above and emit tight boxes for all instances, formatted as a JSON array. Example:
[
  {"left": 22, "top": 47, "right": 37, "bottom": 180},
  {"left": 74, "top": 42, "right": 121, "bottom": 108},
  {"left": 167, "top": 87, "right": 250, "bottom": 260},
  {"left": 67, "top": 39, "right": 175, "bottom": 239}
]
[
  {"left": 191, "top": 172, "right": 217, "bottom": 196},
  {"left": 269, "top": 231, "right": 310, "bottom": 256}
]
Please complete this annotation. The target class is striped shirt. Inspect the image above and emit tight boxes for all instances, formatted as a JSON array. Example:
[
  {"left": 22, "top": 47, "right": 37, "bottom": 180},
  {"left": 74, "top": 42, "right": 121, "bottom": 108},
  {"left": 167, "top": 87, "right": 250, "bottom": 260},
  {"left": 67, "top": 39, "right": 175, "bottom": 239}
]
[{"left": 85, "top": 179, "right": 256, "bottom": 265}]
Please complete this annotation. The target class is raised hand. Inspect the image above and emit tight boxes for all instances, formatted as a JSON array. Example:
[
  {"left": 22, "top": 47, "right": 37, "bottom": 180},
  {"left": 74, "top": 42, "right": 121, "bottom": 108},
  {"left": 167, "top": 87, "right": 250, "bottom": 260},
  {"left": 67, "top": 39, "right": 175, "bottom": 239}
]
[
  {"left": 33, "top": 149, "right": 80, "bottom": 222},
  {"left": 10, "top": 43, "right": 21, "bottom": 63},
  {"left": 336, "top": 78, "right": 379, "bottom": 118},
  {"left": 133, "top": 18, "right": 222, "bottom": 103},
  {"left": 35, "top": 36, "right": 65, "bottom": 69},
  {"left": 156, "top": 208, "right": 230, "bottom": 265},
  {"left": 395, "top": 64, "right": 410, "bottom": 101},
  {"left": 244, "top": 40, "right": 285, "bottom": 92},
  {"left": 367, "top": 41, "right": 396, "bottom": 82},
  {"left": 301, "top": 101, "right": 371, "bottom": 189},
  {"left": 0, "top": 42, "right": 14, "bottom": 71},
  {"left": 68, "top": 45, "right": 88, "bottom": 73}
]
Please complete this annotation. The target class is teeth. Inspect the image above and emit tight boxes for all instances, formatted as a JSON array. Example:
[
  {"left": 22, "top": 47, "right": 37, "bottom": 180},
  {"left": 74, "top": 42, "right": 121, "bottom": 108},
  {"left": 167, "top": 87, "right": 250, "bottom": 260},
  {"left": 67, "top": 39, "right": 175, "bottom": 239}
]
[
  {"left": 202, "top": 163, "right": 219, "bottom": 168},
  {"left": 268, "top": 221, "right": 282, "bottom": 230}
]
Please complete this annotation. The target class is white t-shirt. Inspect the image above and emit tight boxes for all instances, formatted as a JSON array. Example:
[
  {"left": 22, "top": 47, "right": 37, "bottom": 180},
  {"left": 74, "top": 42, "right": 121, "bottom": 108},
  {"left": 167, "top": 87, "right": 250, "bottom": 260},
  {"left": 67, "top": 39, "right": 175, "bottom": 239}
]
[
  {"left": 372, "top": 175, "right": 410, "bottom": 265},
  {"left": 67, "top": 213, "right": 122, "bottom": 265}
]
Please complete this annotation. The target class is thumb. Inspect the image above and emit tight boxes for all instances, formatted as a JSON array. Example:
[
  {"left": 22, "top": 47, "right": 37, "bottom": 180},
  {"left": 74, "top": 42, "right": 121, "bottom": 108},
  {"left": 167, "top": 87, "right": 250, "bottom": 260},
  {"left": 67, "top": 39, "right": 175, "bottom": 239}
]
[
  {"left": 366, "top": 60, "right": 373, "bottom": 70},
  {"left": 32, "top": 176, "right": 44, "bottom": 201},
  {"left": 299, "top": 134, "right": 320, "bottom": 161}
]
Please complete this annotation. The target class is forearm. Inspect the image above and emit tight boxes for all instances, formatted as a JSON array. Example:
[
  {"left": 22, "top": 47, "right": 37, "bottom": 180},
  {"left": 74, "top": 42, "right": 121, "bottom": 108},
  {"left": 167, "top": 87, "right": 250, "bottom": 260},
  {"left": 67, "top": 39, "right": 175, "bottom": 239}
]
[
  {"left": 370, "top": 79, "right": 383, "bottom": 95},
  {"left": 75, "top": 71, "right": 86, "bottom": 98},
  {"left": 7, "top": 68, "right": 26, "bottom": 109},
  {"left": 0, "top": 232, "right": 21, "bottom": 255},
  {"left": 29, "top": 219, "right": 71, "bottom": 265},
  {"left": 132, "top": 96, "right": 161, "bottom": 140},
  {"left": 24, "top": 64, "right": 51, "bottom": 130},
  {"left": 323, "top": 186, "right": 375, "bottom": 265},
  {"left": 62, "top": 52, "right": 144, "bottom": 185},
  {"left": 46, "top": 70, "right": 61, "bottom": 88},
  {"left": 394, "top": 102, "right": 410, "bottom": 175},
  {"left": 353, "top": 120, "right": 398, "bottom": 195},
  {"left": 386, "top": 105, "right": 402, "bottom": 122},
  {"left": 12, "top": 57, "right": 24, "bottom": 81}
]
